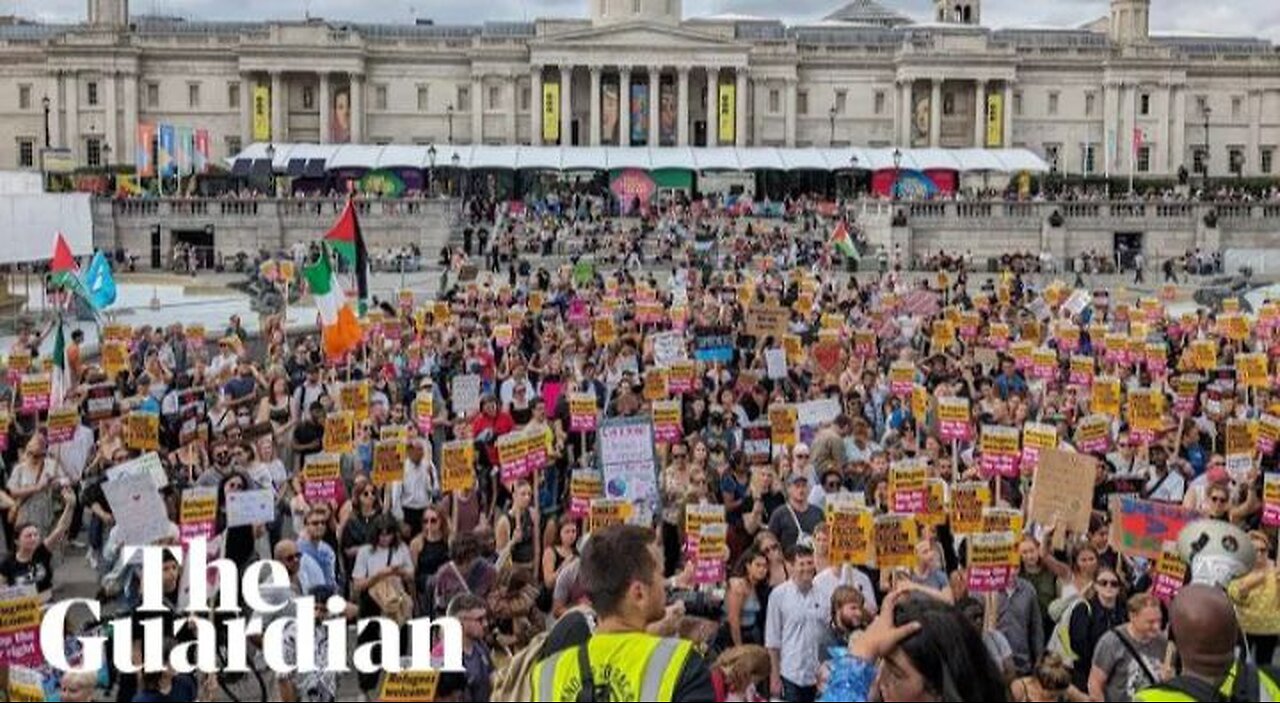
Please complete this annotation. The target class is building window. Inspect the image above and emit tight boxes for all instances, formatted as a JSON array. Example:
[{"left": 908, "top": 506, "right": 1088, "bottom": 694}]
[
  {"left": 1229, "top": 147, "right": 1245, "bottom": 174},
  {"left": 1263, "top": 148, "right": 1274, "bottom": 175},
  {"left": 1083, "top": 143, "right": 1097, "bottom": 175},
  {"left": 770, "top": 89, "right": 781, "bottom": 114},
  {"left": 147, "top": 82, "right": 159, "bottom": 109},
  {"left": 1013, "top": 91, "right": 1023, "bottom": 116},
  {"left": 1085, "top": 92, "right": 1096, "bottom": 117},
  {"left": 458, "top": 86, "right": 471, "bottom": 112},
  {"left": 418, "top": 86, "right": 429, "bottom": 112},
  {"left": 488, "top": 85, "right": 501, "bottom": 110},
  {"left": 796, "top": 91, "right": 807, "bottom": 115},
  {"left": 189, "top": 83, "right": 201, "bottom": 109},
  {"left": 1232, "top": 97, "right": 1243, "bottom": 122},
  {"left": 943, "top": 93, "right": 955, "bottom": 116},
  {"left": 835, "top": 90, "right": 847, "bottom": 115},
  {"left": 18, "top": 84, "right": 30, "bottom": 110},
  {"left": 1048, "top": 92, "right": 1059, "bottom": 116},
  {"left": 225, "top": 135, "right": 242, "bottom": 158},
  {"left": 228, "top": 82, "right": 240, "bottom": 109},
  {"left": 86, "top": 137, "right": 102, "bottom": 168},
  {"left": 17, "top": 138, "right": 33, "bottom": 169},
  {"left": 1137, "top": 146, "right": 1151, "bottom": 173},
  {"left": 633, "top": 0, "right": 641, "bottom": 13},
  {"left": 1193, "top": 147, "right": 1207, "bottom": 174},
  {"left": 375, "top": 85, "right": 388, "bottom": 111},
  {"left": 1044, "top": 144, "right": 1061, "bottom": 173},
  {"left": 86, "top": 81, "right": 98, "bottom": 106},
  {"left": 521, "top": 86, "right": 531, "bottom": 112},
  {"left": 301, "top": 86, "right": 314, "bottom": 110},
  {"left": 874, "top": 91, "right": 885, "bottom": 115},
  {"left": 1140, "top": 93, "right": 1151, "bottom": 116}
]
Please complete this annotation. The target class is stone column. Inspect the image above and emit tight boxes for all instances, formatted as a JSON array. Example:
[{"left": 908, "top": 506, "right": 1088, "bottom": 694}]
[
  {"left": 559, "top": 65, "right": 572, "bottom": 146},
  {"left": 239, "top": 75, "right": 252, "bottom": 147},
  {"left": 930, "top": 79, "right": 942, "bottom": 147},
  {"left": 319, "top": 72, "right": 331, "bottom": 144},
  {"left": 1156, "top": 84, "right": 1171, "bottom": 175},
  {"left": 350, "top": 73, "right": 363, "bottom": 143},
  {"left": 48, "top": 72, "right": 61, "bottom": 150},
  {"left": 649, "top": 67, "right": 661, "bottom": 147},
  {"left": 472, "top": 74, "right": 484, "bottom": 145},
  {"left": 1123, "top": 84, "right": 1137, "bottom": 175},
  {"left": 508, "top": 74, "right": 519, "bottom": 144},
  {"left": 1248, "top": 89, "right": 1262, "bottom": 177},
  {"left": 270, "top": 71, "right": 285, "bottom": 142},
  {"left": 974, "top": 80, "right": 987, "bottom": 148},
  {"left": 705, "top": 67, "right": 718, "bottom": 146},
  {"left": 735, "top": 68, "right": 748, "bottom": 147},
  {"left": 123, "top": 72, "right": 137, "bottom": 157},
  {"left": 1002, "top": 81, "right": 1013, "bottom": 150},
  {"left": 104, "top": 71, "right": 118, "bottom": 163},
  {"left": 531, "top": 66, "right": 543, "bottom": 146},
  {"left": 589, "top": 66, "right": 602, "bottom": 146},
  {"left": 620, "top": 66, "right": 632, "bottom": 147},
  {"left": 677, "top": 67, "right": 690, "bottom": 147},
  {"left": 898, "top": 80, "right": 912, "bottom": 146},
  {"left": 1103, "top": 83, "right": 1117, "bottom": 175},
  {"left": 1171, "top": 86, "right": 1186, "bottom": 173},
  {"left": 66, "top": 70, "right": 79, "bottom": 161},
  {"left": 785, "top": 78, "right": 798, "bottom": 148}
]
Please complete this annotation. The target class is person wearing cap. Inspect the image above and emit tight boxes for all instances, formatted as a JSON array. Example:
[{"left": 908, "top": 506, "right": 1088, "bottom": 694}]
[
  {"left": 1144, "top": 444, "right": 1187, "bottom": 504},
  {"left": 767, "top": 473, "right": 824, "bottom": 552},
  {"left": 292, "top": 364, "right": 331, "bottom": 421}
]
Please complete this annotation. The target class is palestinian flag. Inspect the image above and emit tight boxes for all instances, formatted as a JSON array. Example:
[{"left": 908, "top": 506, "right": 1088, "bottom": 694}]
[
  {"left": 831, "top": 221, "right": 858, "bottom": 259},
  {"left": 51, "top": 319, "right": 70, "bottom": 407},
  {"left": 324, "top": 199, "right": 369, "bottom": 314},
  {"left": 50, "top": 232, "right": 80, "bottom": 291},
  {"left": 304, "top": 245, "right": 362, "bottom": 360}
]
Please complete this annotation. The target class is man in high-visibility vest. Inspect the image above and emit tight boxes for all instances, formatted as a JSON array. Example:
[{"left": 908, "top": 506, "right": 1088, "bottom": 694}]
[
  {"left": 530, "top": 524, "right": 716, "bottom": 702},
  {"left": 1136, "top": 584, "right": 1280, "bottom": 702}
]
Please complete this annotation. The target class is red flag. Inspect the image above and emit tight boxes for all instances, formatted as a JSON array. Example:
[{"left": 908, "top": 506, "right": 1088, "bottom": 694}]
[{"left": 51, "top": 232, "right": 77, "bottom": 274}]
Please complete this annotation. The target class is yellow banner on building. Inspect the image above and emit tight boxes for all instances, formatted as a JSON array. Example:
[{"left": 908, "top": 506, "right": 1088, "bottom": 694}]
[
  {"left": 543, "top": 83, "right": 561, "bottom": 144},
  {"left": 252, "top": 84, "right": 271, "bottom": 141},
  {"left": 986, "top": 93, "right": 1004, "bottom": 148},
  {"left": 718, "top": 83, "right": 736, "bottom": 145}
]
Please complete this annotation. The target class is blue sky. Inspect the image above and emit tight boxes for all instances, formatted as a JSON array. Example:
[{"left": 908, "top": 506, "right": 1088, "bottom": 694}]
[{"left": 21, "top": 0, "right": 1280, "bottom": 40}]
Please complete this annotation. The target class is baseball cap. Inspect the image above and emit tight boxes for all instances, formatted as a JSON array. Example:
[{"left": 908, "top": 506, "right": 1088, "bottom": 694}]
[{"left": 788, "top": 473, "right": 810, "bottom": 486}]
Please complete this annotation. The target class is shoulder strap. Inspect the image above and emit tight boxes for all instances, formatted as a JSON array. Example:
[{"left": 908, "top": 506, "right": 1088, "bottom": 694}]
[
  {"left": 1111, "top": 627, "right": 1160, "bottom": 688},
  {"left": 576, "top": 641, "right": 601, "bottom": 703},
  {"left": 1157, "top": 675, "right": 1229, "bottom": 702}
]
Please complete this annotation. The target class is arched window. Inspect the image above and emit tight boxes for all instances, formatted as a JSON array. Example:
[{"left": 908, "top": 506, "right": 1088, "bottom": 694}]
[
  {"left": 634, "top": 0, "right": 642, "bottom": 14},
  {"left": 963, "top": 5, "right": 972, "bottom": 23}
]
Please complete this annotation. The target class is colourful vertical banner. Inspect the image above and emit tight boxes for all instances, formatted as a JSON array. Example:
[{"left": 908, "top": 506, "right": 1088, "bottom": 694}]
[
  {"left": 177, "top": 126, "right": 194, "bottom": 176},
  {"left": 630, "top": 84, "right": 648, "bottom": 146},
  {"left": 718, "top": 83, "right": 736, "bottom": 145},
  {"left": 986, "top": 93, "right": 1004, "bottom": 148},
  {"left": 542, "top": 83, "right": 560, "bottom": 144},
  {"left": 252, "top": 84, "right": 271, "bottom": 141},
  {"left": 157, "top": 124, "right": 176, "bottom": 177},
  {"left": 659, "top": 80, "right": 677, "bottom": 147},
  {"left": 194, "top": 128, "right": 210, "bottom": 173},
  {"left": 135, "top": 123, "right": 156, "bottom": 177}
]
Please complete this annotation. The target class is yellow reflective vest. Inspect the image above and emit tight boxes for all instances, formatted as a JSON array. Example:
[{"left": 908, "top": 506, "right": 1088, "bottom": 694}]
[
  {"left": 1134, "top": 664, "right": 1280, "bottom": 702},
  {"left": 529, "top": 632, "right": 693, "bottom": 702}
]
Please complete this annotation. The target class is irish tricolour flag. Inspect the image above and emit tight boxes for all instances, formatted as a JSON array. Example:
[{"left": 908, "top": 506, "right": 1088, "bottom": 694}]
[{"left": 304, "top": 245, "right": 362, "bottom": 360}]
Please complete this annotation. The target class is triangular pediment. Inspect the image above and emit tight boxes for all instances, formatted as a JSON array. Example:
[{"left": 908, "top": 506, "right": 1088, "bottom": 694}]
[{"left": 535, "top": 20, "right": 737, "bottom": 48}]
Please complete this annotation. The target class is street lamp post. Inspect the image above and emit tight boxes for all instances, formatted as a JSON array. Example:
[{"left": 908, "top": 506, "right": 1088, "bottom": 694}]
[
  {"left": 451, "top": 151, "right": 462, "bottom": 200},
  {"left": 102, "top": 142, "right": 113, "bottom": 194},
  {"left": 41, "top": 96, "right": 50, "bottom": 191},
  {"left": 829, "top": 106, "right": 837, "bottom": 146},
  {"left": 427, "top": 144, "right": 437, "bottom": 197},
  {"left": 446, "top": 105, "right": 455, "bottom": 145},
  {"left": 849, "top": 154, "right": 860, "bottom": 198},
  {"left": 892, "top": 148, "right": 903, "bottom": 201},
  {"left": 265, "top": 143, "right": 277, "bottom": 197}
]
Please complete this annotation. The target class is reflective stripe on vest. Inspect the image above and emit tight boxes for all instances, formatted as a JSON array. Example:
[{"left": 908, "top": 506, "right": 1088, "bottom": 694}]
[
  {"left": 529, "top": 634, "right": 691, "bottom": 702},
  {"left": 1133, "top": 670, "right": 1280, "bottom": 702}
]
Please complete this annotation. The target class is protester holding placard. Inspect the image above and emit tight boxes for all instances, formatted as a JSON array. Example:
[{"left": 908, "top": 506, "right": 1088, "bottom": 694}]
[
  {"left": 0, "top": 485, "right": 75, "bottom": 601},
  {"left": 1226, "top": 531, "right": 1280, "bottom": 667}
]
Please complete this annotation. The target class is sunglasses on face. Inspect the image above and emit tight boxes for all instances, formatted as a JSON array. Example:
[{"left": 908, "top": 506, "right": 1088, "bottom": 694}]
[
  {"left": 1097, "top": 579, "right": 1120, "bottom": 588},
  {"left": 307, "top": 520, "right": 326, "bottom": 527}
]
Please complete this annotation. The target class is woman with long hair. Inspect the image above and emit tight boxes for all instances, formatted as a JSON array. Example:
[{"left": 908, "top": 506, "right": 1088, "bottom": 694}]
[
  {"left": 1010, "top": 653, "right": 1074, "bottom": 702},
  {"left": 723, "top": 547, "right": 770, "bottom": 648},
  {"left": 351, "top": 513, "right": 414, "bottom": 696},
  {"left": 494, "top": 479, "right": 540, "bottom": 576},
  {"left": 409, "top": 503, "right": 452, "bottom": 584},
  {"left": 821, "top": 591, "right": 1010, "bottom": 702},
  {"left": 339, "top": 476, "right": 383, "bottom": 579},
  {"left": 1228, "top": 530, "right": 1280, "bottom": 667},
  {"left": 713, "top": 645, "right": 772, "bottom": 702},
  {"left": 1065, "top": 565, "right": 1128, "bottom": 696},
  {"left": 540, "top": 517, "right": 580, "bottom": 594},
  {"left": 752, "top": 530, "right": 789, "bottom": 588}
]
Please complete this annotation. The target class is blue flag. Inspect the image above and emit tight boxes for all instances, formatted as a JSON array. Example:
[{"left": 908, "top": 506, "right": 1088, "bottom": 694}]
[{"left": 80, "top": 251, "right": 116, "bottom": 310}]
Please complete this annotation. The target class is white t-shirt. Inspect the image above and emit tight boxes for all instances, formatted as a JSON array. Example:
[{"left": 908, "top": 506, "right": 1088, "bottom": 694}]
[
  {"left": 353, "top": 544, "right": 413, "bottom": 583},
  {"left": 813, "top": 564, "right": 880, "bottom": 616}
]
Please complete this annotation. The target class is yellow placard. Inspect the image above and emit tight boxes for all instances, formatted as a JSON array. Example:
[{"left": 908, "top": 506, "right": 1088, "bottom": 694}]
[
  {"left": 589, "top": 498, "right": 633, "bottom": 533},
  {"left": 769, "top": 404, "right": 799, "bottom": 447},
  {"left": 874, "top": 514, "right": 920, "bottom": 571},
  {"left": 372, "top": 440, "right": 405, "bottom": 487},
  {"left": 378, "top": 670, "right": 440, "bottom": 702},
  {"left": 644, "top": 368, "right": 669, "bottom": 402},
  {"left": 441, "top": 440, "right": 476, "bottom": 494},
  {"left": 1092, "top": 376, "right": 1122, "bottom": 417},
  {"left": 950, "top": 482, "right": 992, "bottom": 535},
  {"left": 986, "top": 93, "right": 1004, "bottom": 147},
  {"left": 324, "top": 411, "right": 355, "bottom": 454},
  {"left": 341, "top": 381, "right": 370, "bottom": 423},
  {"left": 180, "top": 490, "right": 218, "bottom": 525},
  {"left": 594, "top": 316, "right": 617, "bottom": 346},
  {"left": 1238, "top": 353, "right": 1269, "bottom": 389},
  {"left": 1191, "top": 339, "right": 1218, "bottom": 371},
  {"left": 125, "top": 412, "right": 159, "bottom": 451},
  {"left": 828, "top": 501, "right": 874, "bottom": 566}
]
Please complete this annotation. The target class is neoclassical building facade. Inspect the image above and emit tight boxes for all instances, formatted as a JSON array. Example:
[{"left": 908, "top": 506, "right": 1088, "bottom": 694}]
[{"left": 1, "top": 0, "right": 1278, "bottom": 179}]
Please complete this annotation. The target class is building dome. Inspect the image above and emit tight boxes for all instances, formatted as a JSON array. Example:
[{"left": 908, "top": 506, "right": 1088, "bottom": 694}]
[{"left": 589, "top": 0, "right": 682, "bottom": 26}]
